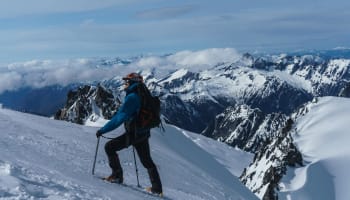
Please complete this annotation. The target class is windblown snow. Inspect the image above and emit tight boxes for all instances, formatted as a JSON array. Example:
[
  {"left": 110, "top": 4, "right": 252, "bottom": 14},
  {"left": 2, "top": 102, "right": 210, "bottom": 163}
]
[
  {"left": 0, "top": 108, "right": 257, "bottom": 200},
  {"left": 279, "top": 97, "right": 350, "bottom": 200}
]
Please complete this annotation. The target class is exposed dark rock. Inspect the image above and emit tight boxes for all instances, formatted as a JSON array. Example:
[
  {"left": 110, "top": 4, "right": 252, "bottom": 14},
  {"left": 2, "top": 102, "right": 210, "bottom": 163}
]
[
  {"left": 54, "top": 85, "right": 120, "bottom": 125},
  {"left": 240, "top": 118, "right": 303, "bottom": 200},
  {"left": 339, "top": 82, "right": 350, "bottom": 97}
]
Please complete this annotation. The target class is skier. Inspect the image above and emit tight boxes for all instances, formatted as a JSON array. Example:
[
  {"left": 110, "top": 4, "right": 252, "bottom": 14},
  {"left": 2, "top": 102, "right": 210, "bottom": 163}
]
[{"left": 96, "top": 72, "right": 163, "bottom": 195}]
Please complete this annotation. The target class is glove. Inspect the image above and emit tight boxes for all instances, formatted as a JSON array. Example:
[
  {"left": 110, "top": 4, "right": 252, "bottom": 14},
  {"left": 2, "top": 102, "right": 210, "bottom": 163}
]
[{"left": 96, "top": 130, "right": 103, "bottom": 138}]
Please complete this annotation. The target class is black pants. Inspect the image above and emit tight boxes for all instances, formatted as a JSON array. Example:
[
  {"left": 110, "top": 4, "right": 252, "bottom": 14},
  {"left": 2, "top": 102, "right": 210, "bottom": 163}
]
[
  {"left": 105, "top": 132, "right": 156, "bottom": 171},
  {"left": 104, "top": 132, "right": 162, "bottom": 192},
  {"left": 105, "top": 132, "right": 162, "bottom": 193}
]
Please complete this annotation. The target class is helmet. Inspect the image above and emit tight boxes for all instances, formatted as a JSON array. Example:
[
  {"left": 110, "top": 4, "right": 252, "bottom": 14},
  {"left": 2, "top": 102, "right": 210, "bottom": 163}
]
[{"left": 122, "top": 72, "right": 143, "bottom": 83}]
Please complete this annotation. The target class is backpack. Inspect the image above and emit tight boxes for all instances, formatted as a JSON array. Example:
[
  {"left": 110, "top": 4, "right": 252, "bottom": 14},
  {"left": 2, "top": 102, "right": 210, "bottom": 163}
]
[{"left": 136, "top": 83, "right": 162, "bottom": 130}]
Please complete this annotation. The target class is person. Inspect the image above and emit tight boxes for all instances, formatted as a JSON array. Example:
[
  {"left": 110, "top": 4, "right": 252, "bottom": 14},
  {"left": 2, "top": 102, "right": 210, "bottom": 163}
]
[{"left": 96, "top": 72, "right": 163, "bottom": 195}]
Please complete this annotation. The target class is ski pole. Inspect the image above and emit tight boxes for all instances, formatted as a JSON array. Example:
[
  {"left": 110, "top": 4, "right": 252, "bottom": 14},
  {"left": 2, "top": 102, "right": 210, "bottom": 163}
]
[
  {"left": 92, "top": 137, "right": 100, "bottom": 175},
  {"left": 132, "top": 146, "right": 141, "bottom": 187}
]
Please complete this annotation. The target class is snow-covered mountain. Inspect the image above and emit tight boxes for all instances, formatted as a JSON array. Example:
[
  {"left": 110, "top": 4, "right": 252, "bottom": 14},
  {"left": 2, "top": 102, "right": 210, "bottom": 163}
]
[
  {"left": 153, "top": 59, "right": 314, "bottom": 132},
  {"left": 202, "top": 104, "right": 289, "bottom": 154},
  {"left": 85, "top": 54, "right": 349, "bottom": 133},
  {"left": 240, "top": 118, "right": 303, "bottom": 200},
  {"left": 279, "top": 97, "right": 350, "bottom": 200},
  {"left": 2, "top": 52, "right": 349, "bottom": 133},
  {"left": 52, "top": 53, "right": 349, "bottom": 155},
  {"left": 240, "top": 96, "right": 350, "bottom": 200},
  {"left": 0, "top": 107, "right": 258, "bottom": 200},
  {"left": 54, "top": 85, "right": 121, "bottom": 125}
]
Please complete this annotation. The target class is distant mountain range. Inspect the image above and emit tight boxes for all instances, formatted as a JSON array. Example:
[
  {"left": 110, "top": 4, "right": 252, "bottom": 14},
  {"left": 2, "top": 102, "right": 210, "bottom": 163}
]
[{"left": 2, "top": 49, "right": 349, "bottom": 118}]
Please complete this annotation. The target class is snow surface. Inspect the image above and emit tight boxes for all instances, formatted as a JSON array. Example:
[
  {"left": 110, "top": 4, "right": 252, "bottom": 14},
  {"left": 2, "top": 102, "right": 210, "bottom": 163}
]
[
  {"left": 279, "top": 97, "right": 350, "bottom": 200},
  {"left": 0, "top": 108, "right": 257, "bottom": 200}
]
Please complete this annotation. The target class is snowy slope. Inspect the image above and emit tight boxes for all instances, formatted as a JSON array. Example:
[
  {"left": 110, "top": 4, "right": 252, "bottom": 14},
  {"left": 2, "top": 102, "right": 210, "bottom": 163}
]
[
  {"left": 0, "top": 108, "right": 257, "bottom": 200},
  {"left": 279, "top": 97, "right": 350, "bottom": 200}
]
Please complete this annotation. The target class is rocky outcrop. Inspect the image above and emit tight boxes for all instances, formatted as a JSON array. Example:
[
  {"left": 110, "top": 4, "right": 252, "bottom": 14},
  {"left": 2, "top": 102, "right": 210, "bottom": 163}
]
[
  {"left": 54, "top": 85, "right": 120, "bottom": 125},
  {"left": 240, "top": 118, "right": 303, "bottom": 200},
  {"left": 202, "top": 104, "right": 289, "bottom": 154}
]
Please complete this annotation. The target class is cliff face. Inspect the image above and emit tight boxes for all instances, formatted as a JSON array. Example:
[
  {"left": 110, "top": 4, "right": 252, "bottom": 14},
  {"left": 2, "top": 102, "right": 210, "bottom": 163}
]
[
  {"left": 240, "top": 118, "right": 303, "bottom": 200},
  {"left": 202, "top": 104, "right": 289, "bottom": 154}
]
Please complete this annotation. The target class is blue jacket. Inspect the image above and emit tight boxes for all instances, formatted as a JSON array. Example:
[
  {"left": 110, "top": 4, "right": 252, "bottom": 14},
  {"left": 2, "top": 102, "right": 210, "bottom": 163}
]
[{"left": 98, "top": 83, "right": 141, "bottom": 135}]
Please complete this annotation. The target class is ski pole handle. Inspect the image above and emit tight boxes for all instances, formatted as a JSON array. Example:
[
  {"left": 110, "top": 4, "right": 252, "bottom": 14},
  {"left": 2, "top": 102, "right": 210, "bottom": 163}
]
[{"left": 92, "top": 137, "right": 100, "bottom": 175}]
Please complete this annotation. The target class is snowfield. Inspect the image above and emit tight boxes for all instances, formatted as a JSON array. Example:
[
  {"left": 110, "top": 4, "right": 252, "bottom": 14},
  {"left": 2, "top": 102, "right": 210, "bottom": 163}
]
[
  {"left": 279, "top": 97, "right": 350, "bottom": 200},
  {"left": 0, "top": 108, "right": 257, "bottom": 200}
]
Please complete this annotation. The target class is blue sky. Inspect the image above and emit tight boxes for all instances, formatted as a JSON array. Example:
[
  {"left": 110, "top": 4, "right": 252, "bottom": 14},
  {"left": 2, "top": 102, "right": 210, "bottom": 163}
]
[{"left": 0, "top": 0, "right": 349, "bottom": 63}]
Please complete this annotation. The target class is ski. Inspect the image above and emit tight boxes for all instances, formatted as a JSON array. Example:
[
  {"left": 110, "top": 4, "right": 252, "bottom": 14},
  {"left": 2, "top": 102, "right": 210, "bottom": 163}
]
[{"left": 96, "top": 176, "right": 166, "bottom": 199}]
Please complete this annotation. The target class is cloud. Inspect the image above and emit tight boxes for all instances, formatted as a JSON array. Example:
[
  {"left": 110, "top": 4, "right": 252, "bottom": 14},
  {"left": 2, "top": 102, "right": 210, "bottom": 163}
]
[
  {"left": 130, "top": 48, "right": 241, "bottom": 76},
  {"left": 0, "top": 59, "right": 120, "bottom": 93},
  {"left": 0, "top": 72, "right": 22, "bottom": 93},
  {"left": 136, "top": 5, "right": 196, "bottom": 20},
  {"left": 0, "top": 48, "right": 241, "bottom": 94},
  {"left": 0, "top": 0, "right": 133, "bottom": 18},
  {"left": 80, "top": 19, "right": 96, "bottom": 27},
  {"left": 167, "top": 48, "right": 241, "bottom": 66}
]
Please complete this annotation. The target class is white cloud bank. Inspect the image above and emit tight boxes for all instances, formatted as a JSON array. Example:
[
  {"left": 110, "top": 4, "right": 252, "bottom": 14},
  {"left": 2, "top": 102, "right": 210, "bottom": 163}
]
[
  {"left": 133, "top": 48, "right": 241, "bottom": 73},
  {"left": 0, "top": 48, "right": 241, "bottom": 94}
]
